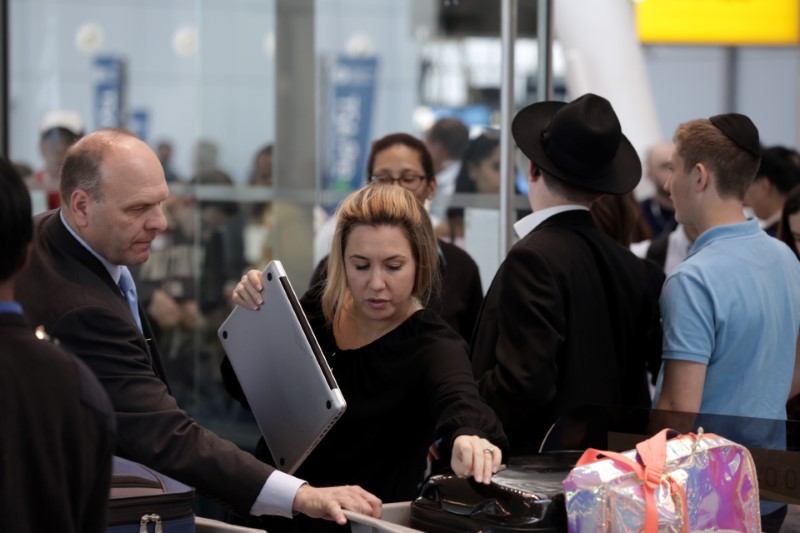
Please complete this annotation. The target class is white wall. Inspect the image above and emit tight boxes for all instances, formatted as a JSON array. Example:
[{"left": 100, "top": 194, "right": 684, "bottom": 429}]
[{"left": 645, "top": 45, "right": 800, "bottom": 148}]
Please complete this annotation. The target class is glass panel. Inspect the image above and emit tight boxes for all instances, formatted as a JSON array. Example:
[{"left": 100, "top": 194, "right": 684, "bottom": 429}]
[
  {"left": 313, "top": 0, "right": 548, "bottom": 291},
  {"left": 6, "top": 0, "right": 542, "bottom": 484},
  {"left": 7, "top": 0, "right": 279, "bottom": 448}
]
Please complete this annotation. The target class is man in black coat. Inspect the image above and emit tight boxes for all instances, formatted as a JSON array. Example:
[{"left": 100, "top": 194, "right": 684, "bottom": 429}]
[
  {"left": 15, "top": 128, "right": 381, "bottom": 525},
  {"left": 471, "top": 94, "right": 662, "bottom": 452},
  {"left": 0, "top": 156, "right": 115, "bottom": 533}
]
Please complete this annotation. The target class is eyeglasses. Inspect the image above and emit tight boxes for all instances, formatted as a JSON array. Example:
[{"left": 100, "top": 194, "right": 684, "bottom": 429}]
[{"left": 369, "top": 172, "right": 427, "bottom": 191}]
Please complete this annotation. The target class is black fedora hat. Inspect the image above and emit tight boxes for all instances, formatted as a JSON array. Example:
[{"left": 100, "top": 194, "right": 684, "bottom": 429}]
[{"left": 512, "top": 93, "right": 642, "bottom": 194}]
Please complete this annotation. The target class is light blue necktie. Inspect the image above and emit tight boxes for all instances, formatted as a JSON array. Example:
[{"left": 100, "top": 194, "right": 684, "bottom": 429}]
[{"left": 118, "top": 266, "right": 143, "bottom": 332}]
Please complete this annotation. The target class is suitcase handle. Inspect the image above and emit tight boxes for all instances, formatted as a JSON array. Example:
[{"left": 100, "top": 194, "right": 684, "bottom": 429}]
[{"left": 576, "top": 428, "right": 690, "bottom": 533}]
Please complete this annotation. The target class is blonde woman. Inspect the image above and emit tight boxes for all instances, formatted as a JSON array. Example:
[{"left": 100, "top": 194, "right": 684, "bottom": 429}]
[{"left": 225, "top": 184, "right": 506, "bottom": 531}]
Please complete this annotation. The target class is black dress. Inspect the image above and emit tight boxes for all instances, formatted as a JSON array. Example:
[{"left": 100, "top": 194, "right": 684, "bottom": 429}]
[{"left": 222, "top": 284, "right": 507, "bottom": 531}]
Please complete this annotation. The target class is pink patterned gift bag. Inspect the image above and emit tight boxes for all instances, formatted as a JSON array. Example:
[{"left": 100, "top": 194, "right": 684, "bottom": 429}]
[{"left": 563, "top": 428, "right": 761, "bottom": 532}]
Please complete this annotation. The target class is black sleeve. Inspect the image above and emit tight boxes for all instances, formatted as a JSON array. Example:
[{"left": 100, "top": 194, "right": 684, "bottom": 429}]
[{"left": 421, "top": 317, "right": 509, "bottom": 459}]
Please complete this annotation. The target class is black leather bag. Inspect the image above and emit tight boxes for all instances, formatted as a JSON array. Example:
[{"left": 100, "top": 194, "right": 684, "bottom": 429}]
[{"left": 410, "top": 451, "right": 580, "bottom": 533}]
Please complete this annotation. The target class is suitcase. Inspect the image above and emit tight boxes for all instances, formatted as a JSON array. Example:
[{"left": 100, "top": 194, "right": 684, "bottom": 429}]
[
  {"left": 410, "top": 451, "right": 581, "bottom": 532},
  {"left": 107, "top": 456, "right": 196, "bottom": 533}
]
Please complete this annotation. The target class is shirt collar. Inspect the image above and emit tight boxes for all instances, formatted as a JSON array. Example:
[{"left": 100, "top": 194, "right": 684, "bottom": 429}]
[
  {"left": 760, "top": 210, "right": 781, "bottom": 230},
  {"left": 513, "top": 204, "right": 589, "bottom": 238},
  {"left": 0, "top": 301, "right": 23, "bottom": 315},
  {"left": 59, "top": 210, "right": 122, "bottom": 284},
  {"left": 688, "top": 218, "right": 761, "bottom": 258}
]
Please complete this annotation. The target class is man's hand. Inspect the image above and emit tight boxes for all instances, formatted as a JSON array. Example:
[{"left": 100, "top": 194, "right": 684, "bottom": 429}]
[{"left": 292, "top": 484, "right": 382, "bottom": 525}]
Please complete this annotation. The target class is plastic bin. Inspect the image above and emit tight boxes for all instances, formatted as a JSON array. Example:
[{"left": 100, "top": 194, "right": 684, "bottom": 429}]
[
  {"left": 345, "top": 502, "right": 422, "bottom": 533},
  {"left": 195, "top": 516, "right": 265, "bottom": 532}
]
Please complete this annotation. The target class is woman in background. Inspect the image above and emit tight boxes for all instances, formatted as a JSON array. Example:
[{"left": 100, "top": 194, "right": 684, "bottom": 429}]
[
  {"left": 437, "top": 131, "right": 501, "bottom": 246},
  {"left": 438, "top": 130, "right": 530, "bottom": 247},
  {"left": 778, "top": 184, "right": 800, "bottom": 260},
  {"left": 314, "top": 133, "right": 483, "bottom": 343}
]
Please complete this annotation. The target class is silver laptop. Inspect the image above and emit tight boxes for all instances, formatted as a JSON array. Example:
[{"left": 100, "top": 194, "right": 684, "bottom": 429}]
[{"left": 218, "top": 260, "right": 346, "bottom": 474}]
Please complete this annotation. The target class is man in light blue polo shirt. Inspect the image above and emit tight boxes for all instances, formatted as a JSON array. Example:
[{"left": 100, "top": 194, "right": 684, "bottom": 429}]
[{"left": 653, "top": 113, "right": 800, "bottom": 533}]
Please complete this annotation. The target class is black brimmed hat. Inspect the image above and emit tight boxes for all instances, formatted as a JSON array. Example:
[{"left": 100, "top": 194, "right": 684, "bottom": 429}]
[{"left": 512, "top": 93, "right": 641, "bottom": 194}]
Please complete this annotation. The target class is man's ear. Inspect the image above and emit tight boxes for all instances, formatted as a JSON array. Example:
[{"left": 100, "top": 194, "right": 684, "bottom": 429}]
[
  {"left": 529, "top": 161, "right": 540, "bottom": 181},
  {"left": 760, "top": 177, "right": 775, "bottom": 195},
  {"left": 427, "top": 177, "right": 437, "bottom": 200},
  {"left": 69, "top": 189, "right": 92, "bottom": 228},
  {"left": 694, "top": 162, "right": 710, "bottom": 192}
]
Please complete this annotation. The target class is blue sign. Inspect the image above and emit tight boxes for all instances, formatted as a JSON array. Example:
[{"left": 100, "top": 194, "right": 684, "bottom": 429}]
[
  {"left": 325, "top": 56, "right": 378, "bottom": 195},
  {"left": 93, "top": 55, "right": 125, "bottom": 130},
  {"left": 128, "top": 109, "right": 149, "bottom": 142}
]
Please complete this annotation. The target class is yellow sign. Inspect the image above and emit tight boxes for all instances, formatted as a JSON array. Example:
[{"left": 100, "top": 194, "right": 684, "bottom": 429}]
[{"left": 635, "top": 0, "right": 800, "bottom": 45}]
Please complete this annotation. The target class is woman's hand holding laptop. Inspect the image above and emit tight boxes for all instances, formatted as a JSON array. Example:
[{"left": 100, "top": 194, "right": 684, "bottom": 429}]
[{"left": 234, "top": 270, "right": 266, "bottom": 309}]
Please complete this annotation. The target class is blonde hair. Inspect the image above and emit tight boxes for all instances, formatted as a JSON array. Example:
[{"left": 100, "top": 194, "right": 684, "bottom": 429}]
[{"left": 321, "top": 184, "right": 440, "bottom": 325}]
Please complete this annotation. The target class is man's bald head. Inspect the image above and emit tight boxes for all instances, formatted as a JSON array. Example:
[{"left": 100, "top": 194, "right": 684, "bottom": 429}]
[{"left": 60, "top": 128, "right": 143, "bottom": 206}]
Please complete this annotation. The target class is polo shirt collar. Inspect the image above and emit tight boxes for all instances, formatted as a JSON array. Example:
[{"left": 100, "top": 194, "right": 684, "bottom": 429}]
[{"left": 689, "top": 218, "right": 761, "bottom": 259}]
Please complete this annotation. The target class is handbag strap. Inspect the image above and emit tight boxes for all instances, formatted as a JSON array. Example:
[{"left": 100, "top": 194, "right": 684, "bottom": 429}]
[{"left": 575, "top": 428, "right": 690, "bottom": 533}]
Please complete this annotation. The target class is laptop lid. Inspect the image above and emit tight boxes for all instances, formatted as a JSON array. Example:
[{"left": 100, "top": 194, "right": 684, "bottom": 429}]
[{"left": 218, "top": 260, "right": 346, "bottom": 474}]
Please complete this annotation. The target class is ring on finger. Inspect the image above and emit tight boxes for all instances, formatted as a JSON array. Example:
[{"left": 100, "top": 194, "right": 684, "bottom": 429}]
[{"left": 483, "top": 447, "right": 494, "bottom": 454}]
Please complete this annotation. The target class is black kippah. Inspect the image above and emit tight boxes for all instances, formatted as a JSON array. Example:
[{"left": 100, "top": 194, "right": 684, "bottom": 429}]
[{"left": 709, "top": 113, "right": 760, "bottom": 157}]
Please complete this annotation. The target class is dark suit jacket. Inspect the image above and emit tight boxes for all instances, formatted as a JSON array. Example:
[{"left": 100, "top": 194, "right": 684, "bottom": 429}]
[
  {"left": 471, "top": 210, "right": 661, "bottom": 451},
  {"left": 15, "top": 211, "right": 274, "bottom": 514},
  {"left": 0, "top": 311, "right": 115, "bottom": 533}
]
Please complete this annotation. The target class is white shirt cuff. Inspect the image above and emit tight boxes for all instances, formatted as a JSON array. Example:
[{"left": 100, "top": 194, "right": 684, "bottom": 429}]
[{"left": 249, "top": 470, "right": 307, "bottom": 518}]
